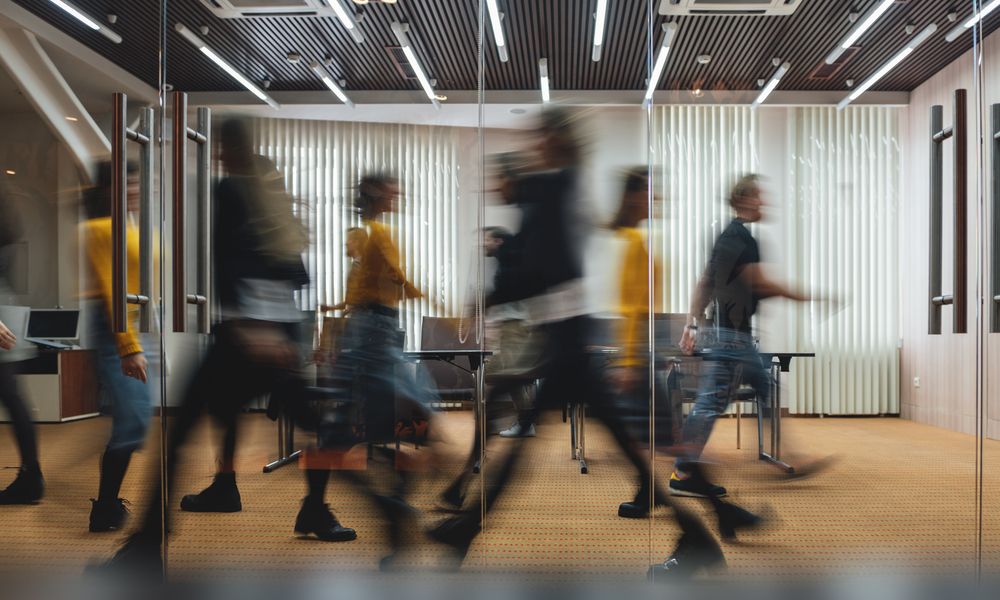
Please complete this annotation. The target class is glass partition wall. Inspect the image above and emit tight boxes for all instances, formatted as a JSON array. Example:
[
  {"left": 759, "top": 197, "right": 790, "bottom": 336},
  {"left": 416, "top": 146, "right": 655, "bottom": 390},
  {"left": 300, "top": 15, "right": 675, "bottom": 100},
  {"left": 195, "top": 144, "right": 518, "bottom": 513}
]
[{"left": 1, "top": 0, "right": 999, "bottom": 587}]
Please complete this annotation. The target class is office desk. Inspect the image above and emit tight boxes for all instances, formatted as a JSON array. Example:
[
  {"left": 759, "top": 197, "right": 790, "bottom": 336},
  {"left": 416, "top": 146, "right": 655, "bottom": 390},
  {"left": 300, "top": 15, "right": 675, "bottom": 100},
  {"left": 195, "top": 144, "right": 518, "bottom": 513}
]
[
  {"left": 404, "top": 350, "right": 492, "bottom": 472},
  {"left": 263, "top": 350, "right": 494, "bottom": 474},
  {"left": 5, "top": 349, "right": 100, "bottom": 423}
]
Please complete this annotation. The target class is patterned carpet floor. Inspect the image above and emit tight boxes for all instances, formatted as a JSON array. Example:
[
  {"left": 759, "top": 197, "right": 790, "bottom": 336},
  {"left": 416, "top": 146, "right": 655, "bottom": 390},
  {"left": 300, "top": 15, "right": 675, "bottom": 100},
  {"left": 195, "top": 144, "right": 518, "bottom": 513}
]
[{"left": 0, "top": 411, "right": 998, "bottom": 580}]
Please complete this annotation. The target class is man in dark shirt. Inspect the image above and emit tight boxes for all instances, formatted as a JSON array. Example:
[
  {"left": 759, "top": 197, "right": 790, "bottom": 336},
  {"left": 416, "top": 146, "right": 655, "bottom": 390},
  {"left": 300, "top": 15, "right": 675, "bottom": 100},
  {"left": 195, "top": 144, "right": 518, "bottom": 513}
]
[{"left": 673, "top": 174, "right": 810, "bottom": 498}]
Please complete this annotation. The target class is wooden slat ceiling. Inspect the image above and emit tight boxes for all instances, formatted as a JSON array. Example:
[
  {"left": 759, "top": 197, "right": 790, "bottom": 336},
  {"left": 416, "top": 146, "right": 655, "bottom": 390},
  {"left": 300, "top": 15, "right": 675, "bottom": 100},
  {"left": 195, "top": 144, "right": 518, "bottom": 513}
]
[{"left": 12, "top": 0, "right": 1000, "bottom": 97}]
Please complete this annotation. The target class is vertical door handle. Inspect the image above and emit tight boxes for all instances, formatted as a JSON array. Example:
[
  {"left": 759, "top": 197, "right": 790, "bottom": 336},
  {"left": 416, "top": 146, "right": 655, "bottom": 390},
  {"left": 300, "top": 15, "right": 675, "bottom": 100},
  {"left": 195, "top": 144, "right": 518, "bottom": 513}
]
[
  {"left": 172, "top": 92, "right": 212, "bottom": 333},
  {"left": 112, "top": 93, "right": 151, "bottom": 334}
]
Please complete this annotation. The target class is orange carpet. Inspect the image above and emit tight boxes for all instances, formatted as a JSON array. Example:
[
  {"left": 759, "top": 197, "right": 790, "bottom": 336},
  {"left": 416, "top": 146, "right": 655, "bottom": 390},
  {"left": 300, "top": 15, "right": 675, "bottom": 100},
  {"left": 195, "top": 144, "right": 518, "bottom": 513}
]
[{"left": 0, "top": 411, "right": 998, "bottom": 579}]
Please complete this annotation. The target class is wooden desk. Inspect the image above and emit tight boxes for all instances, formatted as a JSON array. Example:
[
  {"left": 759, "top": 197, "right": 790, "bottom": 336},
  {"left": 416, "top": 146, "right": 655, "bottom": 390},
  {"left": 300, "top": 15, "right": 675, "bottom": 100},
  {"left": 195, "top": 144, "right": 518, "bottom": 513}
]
[{"left": 10, "top": 349, "right": 99, "bottom": 423}]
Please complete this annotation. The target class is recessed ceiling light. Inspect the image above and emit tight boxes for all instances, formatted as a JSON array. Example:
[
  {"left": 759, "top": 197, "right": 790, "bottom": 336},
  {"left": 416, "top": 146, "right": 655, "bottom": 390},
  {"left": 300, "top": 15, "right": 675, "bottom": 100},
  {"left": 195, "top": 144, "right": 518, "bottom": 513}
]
[
  {"left": 435, "top": 94, "right": 448, "bottom": 101},
  {"left": 696, "top": 54, "right": 712, "bottom": 65},
  {"left": 4, "top": 170, "right": 15, "bottom": 175},
  {"left": 65, "top": 116, "right": 78, "bottom": 122}
]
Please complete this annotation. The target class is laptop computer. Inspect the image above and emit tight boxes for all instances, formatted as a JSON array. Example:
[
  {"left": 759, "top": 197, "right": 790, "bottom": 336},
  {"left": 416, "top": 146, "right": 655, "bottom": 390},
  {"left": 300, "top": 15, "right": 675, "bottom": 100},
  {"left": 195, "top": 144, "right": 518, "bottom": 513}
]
[{"left": 25, "top": 309, "right": 80, "bottom": 350}]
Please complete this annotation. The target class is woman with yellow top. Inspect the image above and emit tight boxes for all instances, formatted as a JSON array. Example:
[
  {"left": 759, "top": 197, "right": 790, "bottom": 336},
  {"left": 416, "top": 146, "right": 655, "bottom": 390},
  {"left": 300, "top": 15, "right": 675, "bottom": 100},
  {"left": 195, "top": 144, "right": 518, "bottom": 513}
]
[
  {"left": 309, "top": 173, "right": 436, "bottom": 571},
  {"left": 80, "top": 161, "right": 153, "bottom": 532}
]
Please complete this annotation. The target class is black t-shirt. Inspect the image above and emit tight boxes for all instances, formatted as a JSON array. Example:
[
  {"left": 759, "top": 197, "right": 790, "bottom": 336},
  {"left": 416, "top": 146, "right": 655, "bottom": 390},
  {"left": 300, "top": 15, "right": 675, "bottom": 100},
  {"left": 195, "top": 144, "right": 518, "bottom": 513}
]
[{"left": 705, "top": 218, "right": 760, "bottom": 333}]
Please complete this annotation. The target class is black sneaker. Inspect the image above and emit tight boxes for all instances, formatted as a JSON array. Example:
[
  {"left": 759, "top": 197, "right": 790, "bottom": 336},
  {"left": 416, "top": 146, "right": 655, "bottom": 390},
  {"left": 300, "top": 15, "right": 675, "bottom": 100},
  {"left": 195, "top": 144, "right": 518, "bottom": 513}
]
[
  {"left": 648, "top": 533, "right": 725, "bottom": 581},
  {"left": 0, "top": 467, "right": 44, "bottom": 505},
  {"left": 89, "top": 498, "right": 130, "bottom": 532},
  {"left": 294, "top": 498, "right": 357, "bottom": 542},
  {"left": 669, "top": 472, "right": 727, "bottom": 498},
  {"left": 180, "top": 473, "right": 242, "bottom": 513}
]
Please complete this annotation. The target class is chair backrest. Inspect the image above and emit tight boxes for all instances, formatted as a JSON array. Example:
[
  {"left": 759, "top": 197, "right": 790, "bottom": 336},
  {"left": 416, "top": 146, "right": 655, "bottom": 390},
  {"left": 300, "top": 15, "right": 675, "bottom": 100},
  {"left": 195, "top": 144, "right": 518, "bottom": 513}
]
[{"left": 419, "top": 317, "right": 475, "bottom": 395}]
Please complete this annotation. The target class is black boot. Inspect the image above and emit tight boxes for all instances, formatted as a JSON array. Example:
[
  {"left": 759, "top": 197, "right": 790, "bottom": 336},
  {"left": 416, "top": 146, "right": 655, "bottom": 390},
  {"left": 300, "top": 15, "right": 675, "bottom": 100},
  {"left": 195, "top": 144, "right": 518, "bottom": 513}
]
[
  {"left": 428, "top": 514, "right": 479, "bottom": 567},
  {"left": 712, "top": 497, "right": 764, "bottom": 541},
  {"left": 180, "top": 472, "right": 242, "bottom": 513},
  {"left": 0, "top": 467, "right": 44, "bottom": 505},
  {"left": 294, "top": 497, "right": 357, "bottom": 542},
  {"left": 618, "top": 484, "right": 670, "bottom": 519},
  {"left": 89, "top": 498, "right": 130, "bottom": 532},
  {"left": 648, "top": 533, "right": 725, "bottom": 581},
  {"left": 86, "top": 533, "right": 163, "bottom": 580}
]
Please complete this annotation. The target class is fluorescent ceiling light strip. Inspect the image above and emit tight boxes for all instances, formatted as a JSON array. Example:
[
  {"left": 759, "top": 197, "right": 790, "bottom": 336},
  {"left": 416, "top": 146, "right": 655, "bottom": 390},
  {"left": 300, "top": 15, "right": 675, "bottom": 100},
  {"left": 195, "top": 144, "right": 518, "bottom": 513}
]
[
  {"left": 592, "top": 0, "right": 608, "bottom": 61},
  {"left": 49, "top": 0, "right": 122, "bottom": 43},
  {"left": 838, "top": 23, "right": 936, "bottom": 110},
  {"left": 644, "top": 22, "right": 677, "bottom": 102},
  {"left": 486, "top": 0, "right": 506, "bottom": 47},
  {"left": 176, "top": 24, "right": 279, "bottom": 109},
  {"left": 946, "top": 0, "right": 1000, "bottom": 42},
  {"left": 539, "top": 58, "right": 550, "bottom": 103},
  {"left": 329, "top": 0, "right": 364, "bottom": 43},
  {"left": 309, "top": 61, "right": 354, "bottom": 107},
  {"left": 825, "top": 0, "right": 894, "bottom": 64},
  {"left": 841, "top": 0, "right": 894, "bottom": 48},
  {"left": 752, "top": 61, "right": 789, "bottom": 108},
  {"left": 392, "top": 22, "right": 439, "bottom": 107}
]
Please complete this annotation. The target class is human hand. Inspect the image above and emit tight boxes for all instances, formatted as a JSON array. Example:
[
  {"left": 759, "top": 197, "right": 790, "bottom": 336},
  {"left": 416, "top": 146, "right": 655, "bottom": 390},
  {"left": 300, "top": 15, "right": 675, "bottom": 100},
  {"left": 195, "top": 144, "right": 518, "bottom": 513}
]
[
  {"left": 121, "top": 353, "right": 148, "bottom": 383},
  {"left": 0, "top": 321, "right": 15, "bottom": 350},
  {"left": 679, "top": 326, "right": 698, "bottom": 355}
]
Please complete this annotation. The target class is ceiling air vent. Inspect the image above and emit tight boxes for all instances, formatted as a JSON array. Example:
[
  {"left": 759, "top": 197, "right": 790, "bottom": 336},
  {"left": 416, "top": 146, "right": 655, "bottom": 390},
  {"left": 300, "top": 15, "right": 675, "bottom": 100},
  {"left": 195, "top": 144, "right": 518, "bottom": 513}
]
[
  {"left": 386, "top": 46, "right": 418, "bottom": 80},
  {"left": 808, "top": 46, "right": 860, "bottom": 80},
  {"left": 198, "top": 0, "right": 336, "bottom": 18},
  {"left": 659, "top": 0, "right": 802, "bottom": 16}
]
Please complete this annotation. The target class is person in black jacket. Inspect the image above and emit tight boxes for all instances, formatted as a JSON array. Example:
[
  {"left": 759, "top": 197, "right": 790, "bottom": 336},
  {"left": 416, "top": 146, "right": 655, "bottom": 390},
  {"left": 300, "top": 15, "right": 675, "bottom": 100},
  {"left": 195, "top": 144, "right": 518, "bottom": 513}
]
[
  {"left": 429, "top": 110, "right": 724, "bottom": 578},
  {"left": 0, "top": 185, "right": 43, "bottom": 505},
  {"left": 100, "top": 118, "right": 354, "bottom": 575}
]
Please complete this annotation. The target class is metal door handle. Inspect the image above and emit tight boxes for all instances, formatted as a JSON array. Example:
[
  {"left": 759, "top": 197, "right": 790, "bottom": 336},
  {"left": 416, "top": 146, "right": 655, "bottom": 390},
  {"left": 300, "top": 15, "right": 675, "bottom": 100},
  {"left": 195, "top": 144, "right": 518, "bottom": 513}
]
[
  {"left": 172, "top": 92, "right": 212, "bottom": 333},
  {"left": 112, "top": 93, "right": 154, "bottom": 334}
]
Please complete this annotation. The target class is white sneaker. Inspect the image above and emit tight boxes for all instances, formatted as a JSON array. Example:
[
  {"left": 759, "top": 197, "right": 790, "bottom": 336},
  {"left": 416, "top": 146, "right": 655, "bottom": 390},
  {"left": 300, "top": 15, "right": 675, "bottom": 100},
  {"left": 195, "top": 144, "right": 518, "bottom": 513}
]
[{"left": 499, "top": 423, "right": 536, "bottom": 438}]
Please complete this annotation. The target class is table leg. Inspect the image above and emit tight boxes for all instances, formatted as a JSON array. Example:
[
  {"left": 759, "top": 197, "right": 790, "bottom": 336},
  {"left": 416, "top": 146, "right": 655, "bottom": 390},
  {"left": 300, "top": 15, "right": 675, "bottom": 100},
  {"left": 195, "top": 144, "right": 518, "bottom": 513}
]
[{"left": 758, "top": 360, "right": 794, "bottom": 473}]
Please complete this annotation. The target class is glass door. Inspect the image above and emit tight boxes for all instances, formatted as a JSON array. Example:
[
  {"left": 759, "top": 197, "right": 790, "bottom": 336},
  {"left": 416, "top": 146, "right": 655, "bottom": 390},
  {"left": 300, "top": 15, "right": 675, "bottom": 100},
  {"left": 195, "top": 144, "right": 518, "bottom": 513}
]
[{"left": 0, "top": 0, "right": 166, "bottom": 580}]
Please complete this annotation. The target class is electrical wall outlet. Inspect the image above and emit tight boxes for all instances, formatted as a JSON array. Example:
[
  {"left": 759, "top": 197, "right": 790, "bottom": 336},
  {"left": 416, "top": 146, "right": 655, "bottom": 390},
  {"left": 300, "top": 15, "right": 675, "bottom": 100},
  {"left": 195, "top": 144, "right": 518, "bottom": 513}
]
[{"left": 913, "top": 376, "right": 921, "bottom": 388}]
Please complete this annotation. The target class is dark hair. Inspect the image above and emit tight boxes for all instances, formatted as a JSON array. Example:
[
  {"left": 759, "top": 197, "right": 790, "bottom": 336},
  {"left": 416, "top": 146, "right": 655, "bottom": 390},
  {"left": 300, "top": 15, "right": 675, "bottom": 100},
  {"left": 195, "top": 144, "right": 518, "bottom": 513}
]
[
  {"left": 610, "top": 166, "right": 649, "bottom": 230},
  {"left": 354, "top": 172, "right": 398, "bottom": 219},
  {"left": 537, "top": 108, "right": 581, "bottom": 164},
  {"left": 219, "top": 117, "right": 255, "bottom": 175},
  {"left": 84, "top": 160, "right": 137, "bottom": 219}
]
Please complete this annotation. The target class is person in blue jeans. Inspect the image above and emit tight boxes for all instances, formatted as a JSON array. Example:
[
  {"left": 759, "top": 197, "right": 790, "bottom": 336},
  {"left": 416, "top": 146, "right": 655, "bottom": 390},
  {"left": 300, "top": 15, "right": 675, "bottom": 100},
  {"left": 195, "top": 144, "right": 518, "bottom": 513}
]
[
  {"left": 673, "top": 174, "right": 813, "bottom": 498},
  {"left": 80, "top": 162, "right": 154, "bottom": 532}
]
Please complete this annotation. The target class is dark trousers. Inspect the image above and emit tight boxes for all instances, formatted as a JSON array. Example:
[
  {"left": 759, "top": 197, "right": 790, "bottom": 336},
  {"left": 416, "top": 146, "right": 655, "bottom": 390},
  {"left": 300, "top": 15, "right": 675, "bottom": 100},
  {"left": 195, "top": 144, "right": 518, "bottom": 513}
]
[
  {"left": 136, "top": 321, "right": 307, "bottom": 540},
  {"left": 0, "top": 361, "right": 39, "bottom": 472}
]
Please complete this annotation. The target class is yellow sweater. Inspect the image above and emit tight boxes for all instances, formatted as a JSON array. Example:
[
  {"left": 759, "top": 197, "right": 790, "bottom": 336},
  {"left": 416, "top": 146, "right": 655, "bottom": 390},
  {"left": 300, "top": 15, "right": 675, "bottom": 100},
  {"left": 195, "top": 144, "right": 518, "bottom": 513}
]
[
  {"left": 81, "top": 217, "right": 143, "bottom": 357},
  {"left": 617, "top": 226, "right": 662, "bottom": 368},
  {"left": 355, "top": 220, "right": 421, "bottom": 307}
]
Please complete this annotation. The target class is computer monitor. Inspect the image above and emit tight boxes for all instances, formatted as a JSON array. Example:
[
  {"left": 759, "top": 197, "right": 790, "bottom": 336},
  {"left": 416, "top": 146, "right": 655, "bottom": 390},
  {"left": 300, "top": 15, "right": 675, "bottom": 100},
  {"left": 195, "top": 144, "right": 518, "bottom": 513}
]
[{"left": 27, "top": 309, "right": 81, "bottom": 340}]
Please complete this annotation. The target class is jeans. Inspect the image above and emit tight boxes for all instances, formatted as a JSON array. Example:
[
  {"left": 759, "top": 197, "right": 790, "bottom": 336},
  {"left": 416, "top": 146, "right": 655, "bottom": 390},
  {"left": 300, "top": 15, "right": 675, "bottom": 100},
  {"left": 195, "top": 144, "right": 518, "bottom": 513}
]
[
  {"left": 676, "top": 328, "right": 772, "bottom": 468},
  {"left": 85, "top": 301, "right": 152, "bottom": 452}
]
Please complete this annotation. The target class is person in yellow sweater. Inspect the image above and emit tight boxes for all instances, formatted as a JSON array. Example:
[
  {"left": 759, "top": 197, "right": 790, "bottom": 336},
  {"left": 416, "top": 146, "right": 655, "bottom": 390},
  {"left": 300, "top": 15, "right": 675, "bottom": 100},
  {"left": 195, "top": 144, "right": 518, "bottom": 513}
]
[
  {"left": 307, "top": 173, "right": 437, "bottom": 570},
  {"left": 80, "top": 161, "right": 153, "bottom": 532}
]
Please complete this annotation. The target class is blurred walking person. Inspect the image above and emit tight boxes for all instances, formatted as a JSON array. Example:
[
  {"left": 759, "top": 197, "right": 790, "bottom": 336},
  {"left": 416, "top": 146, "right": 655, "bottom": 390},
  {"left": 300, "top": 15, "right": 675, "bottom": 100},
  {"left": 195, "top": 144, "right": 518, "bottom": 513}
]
[
  {"left": 0, "top": 185, "right": 43, "bottom": 505},
  {"left": 79, "top": 162, "right": 154, "bottom": 531},
  {"left": 101, "top": 118, "right": 353, "bottom": 575}
]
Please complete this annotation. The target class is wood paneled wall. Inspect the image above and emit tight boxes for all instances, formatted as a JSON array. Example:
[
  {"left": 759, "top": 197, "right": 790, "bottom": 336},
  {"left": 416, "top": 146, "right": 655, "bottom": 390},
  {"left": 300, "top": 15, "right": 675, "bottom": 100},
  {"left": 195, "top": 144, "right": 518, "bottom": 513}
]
[{"left": 899, "top": 30, "right": 1000, "bottom": 439}]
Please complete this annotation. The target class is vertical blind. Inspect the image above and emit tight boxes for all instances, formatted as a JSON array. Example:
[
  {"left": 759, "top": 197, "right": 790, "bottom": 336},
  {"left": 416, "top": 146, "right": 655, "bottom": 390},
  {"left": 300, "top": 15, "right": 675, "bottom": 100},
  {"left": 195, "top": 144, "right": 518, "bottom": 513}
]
[
  {"left": 252, "top": 117, "right": 461, "bottom": 348},
  {"left": 651, "top": 105, "right": 759, "bottom": 312},
  {"left": 788, "top": 107, "right": 900, "bottom": 414}
]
